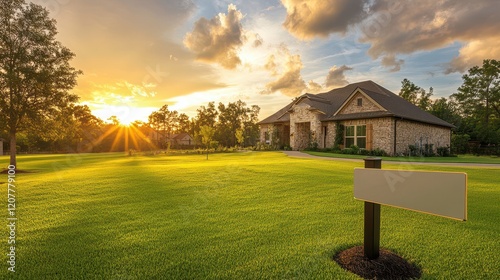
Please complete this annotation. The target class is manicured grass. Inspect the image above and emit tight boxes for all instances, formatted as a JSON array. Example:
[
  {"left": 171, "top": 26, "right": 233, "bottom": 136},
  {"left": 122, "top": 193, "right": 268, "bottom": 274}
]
[
  {"left": 1, "top": 152, "right": 499, "bottom": 279},
  {"left": 305, "top": 151, "right": 500, "bottom": 164}
]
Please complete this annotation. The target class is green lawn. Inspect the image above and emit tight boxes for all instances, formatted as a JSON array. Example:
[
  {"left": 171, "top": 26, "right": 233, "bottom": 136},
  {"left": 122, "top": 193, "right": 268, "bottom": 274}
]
[
  {"left": 1, "top": 152, "right": 499, "bottom": 279},
  {"left": 305, "top": 151, "right": 500, "bottom": 164}
]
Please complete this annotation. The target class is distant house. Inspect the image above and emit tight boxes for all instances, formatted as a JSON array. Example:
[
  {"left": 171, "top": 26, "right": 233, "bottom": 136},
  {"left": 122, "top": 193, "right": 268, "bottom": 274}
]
[
  {"left": 169, "top": 133, "right": 194, "bottom": 147},
  {"left": 143, "top": 128, "right": 194, "bottom": 148},
  {"left": 258, "top": 80, "right": 454, "bottom": 155}
]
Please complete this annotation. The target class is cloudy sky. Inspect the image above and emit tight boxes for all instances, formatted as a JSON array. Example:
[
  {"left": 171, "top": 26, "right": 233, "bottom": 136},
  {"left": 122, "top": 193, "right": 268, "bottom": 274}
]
[{"left": 35, "top": 0, "right": 500, "bottom": 124}]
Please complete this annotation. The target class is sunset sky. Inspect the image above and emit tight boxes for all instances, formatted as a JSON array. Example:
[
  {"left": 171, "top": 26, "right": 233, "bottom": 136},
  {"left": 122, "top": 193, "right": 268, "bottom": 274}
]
[{"left": 34, "top": 0, "right": 500, "bottom": 124}]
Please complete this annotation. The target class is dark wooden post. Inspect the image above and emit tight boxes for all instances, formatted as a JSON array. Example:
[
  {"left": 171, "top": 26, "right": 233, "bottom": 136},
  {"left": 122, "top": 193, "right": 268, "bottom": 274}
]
[{"left": 363, "top": 157, "right": 382, "bottom": 260}]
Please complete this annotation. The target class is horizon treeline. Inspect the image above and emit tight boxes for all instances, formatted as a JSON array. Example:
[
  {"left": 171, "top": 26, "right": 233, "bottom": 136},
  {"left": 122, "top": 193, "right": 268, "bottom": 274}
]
[{"left": 0, "top": 100, "right": 261, "bottom": 153}]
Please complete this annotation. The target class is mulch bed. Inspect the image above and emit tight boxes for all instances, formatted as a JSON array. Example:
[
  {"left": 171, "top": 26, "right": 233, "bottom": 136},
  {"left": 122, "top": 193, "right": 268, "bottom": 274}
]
[{"left": 334, "top": 246, "right": 421, "bottom": 280}]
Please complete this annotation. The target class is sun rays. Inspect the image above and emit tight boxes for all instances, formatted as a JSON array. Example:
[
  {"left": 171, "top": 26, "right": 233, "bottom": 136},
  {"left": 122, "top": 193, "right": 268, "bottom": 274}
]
[{"left": 85, "top": 123, "right": 158, "bottom": 153}]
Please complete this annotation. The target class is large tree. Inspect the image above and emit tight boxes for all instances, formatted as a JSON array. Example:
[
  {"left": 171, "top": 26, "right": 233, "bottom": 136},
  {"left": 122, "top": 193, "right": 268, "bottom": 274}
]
[
  {"left": 452, "top": 60, "right": 500, "bottom": 123},
  {"left": 192, "top": 102, "right": 218, "bottom": 144},
  {"left": 0, "top": 0, "right": 81, "bottom": 167},
  {"left": 399, "top": 78, "right": 433, "bottom": 111},
  {"left": 452, "top": 59, "right": 500, "bottom": 144}
]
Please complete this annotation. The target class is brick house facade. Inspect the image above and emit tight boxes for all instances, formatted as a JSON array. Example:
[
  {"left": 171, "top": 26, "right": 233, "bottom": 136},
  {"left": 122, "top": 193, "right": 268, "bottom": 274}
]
[{"left": 258, "top": 81, "right": 454, "bottom": 156}]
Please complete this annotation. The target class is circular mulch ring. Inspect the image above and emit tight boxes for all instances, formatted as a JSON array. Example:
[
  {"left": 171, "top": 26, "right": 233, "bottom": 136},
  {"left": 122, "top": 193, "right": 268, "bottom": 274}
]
[{"left": 334, "top": 246, "right": 421, "bottom": 280}]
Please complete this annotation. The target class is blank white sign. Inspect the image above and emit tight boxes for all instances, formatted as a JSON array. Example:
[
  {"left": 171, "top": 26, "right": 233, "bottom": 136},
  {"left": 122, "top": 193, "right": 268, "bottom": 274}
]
[{"left": 354, "top": 168, "right": 467, "bottom": 221}]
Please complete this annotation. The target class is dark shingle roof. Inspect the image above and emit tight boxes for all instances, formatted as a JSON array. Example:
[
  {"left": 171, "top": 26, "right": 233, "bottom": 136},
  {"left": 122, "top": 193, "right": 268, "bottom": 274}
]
[
  {"left": 258, "top": 102, "right": 293, "bottom": 124},
  {"left": 258, "top": 80, "right": 454, "bottom": 128}
]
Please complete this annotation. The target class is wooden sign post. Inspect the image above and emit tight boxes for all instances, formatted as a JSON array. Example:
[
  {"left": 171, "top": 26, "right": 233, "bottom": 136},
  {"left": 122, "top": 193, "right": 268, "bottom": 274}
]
[
  {"left": 354, "top": 158, "right": 467, "bottom": 260},
  {"left": 363, "top": 158, "right": 381, "bottom": 260}
]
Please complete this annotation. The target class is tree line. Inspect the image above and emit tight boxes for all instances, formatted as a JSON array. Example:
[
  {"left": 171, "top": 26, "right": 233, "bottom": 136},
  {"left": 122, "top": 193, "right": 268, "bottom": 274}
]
[
  {"left": 0, "top": 100, "right": 261, "bottom": 154},
  {"left": 143, "top": 100, "right": 260, "bottom": 149},
  {"left": 398, "top": 59, "right": 500, "bottom": 155}
]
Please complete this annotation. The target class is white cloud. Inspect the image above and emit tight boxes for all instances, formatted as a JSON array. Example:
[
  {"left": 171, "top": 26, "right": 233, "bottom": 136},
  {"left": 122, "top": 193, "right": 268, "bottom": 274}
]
[{"left": 184, "top": 4, "right": 245, "bottom": 69}]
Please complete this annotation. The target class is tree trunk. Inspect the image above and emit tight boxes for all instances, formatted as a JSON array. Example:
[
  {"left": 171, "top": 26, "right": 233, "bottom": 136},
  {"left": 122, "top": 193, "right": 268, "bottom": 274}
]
[{"left": 9, "top": 131, "right": 17, "bottom": 168}]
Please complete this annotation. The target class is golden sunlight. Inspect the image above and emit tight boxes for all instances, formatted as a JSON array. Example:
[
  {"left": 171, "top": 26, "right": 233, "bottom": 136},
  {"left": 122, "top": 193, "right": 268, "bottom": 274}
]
[{"left": 92, "top": 105, "right": 156, "bottom": 125}]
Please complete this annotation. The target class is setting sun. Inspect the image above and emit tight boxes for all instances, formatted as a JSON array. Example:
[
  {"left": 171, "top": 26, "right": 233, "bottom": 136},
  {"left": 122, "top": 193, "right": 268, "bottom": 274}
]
[{"left": 92, "top": 105, "right": 156, "bottom": 125}]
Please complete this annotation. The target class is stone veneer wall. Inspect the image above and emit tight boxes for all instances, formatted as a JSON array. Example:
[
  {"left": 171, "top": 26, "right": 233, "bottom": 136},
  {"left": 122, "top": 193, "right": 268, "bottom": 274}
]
[
  {"left": 325, "top": 122, "right": 337, "bottom": 148},
  {"left": 290, "top": 103, "right": 322, "bottom": 150},
  {"left": 395, "top": 120, "right": 451, "bottom": 155},
  {"left": 338, "top": 91, "right": 384, "bottom": 114},
  {"left": 259, "top": 124, "right": 269, "bottom": 143}
]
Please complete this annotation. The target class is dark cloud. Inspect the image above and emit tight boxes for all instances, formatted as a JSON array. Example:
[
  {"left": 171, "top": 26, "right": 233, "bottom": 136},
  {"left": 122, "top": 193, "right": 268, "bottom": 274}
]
[
  {"left": 281, "top": 0, "right": 367, "bottom": 39},
  {"left": 325, "top": 65, "right": 353, "bottom": 88},
  {"left": 184, "top": 4, "right": 245, "bottom": 69},
  {"left": 360, "top": 0, "right": 500, "bottom": 72},
  {"left": 280, "top": 0, "right": 500, "bottom": 72}
]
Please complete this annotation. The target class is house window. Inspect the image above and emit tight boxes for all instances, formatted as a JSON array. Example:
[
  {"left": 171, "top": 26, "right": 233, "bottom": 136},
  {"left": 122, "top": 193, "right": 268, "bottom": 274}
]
[
  {"left": 357, "top": 98, "right": 363, "bottom": 106},
  {"left": 345, "top": 125, "right": 366, "bottom": 149},
  {"left": 345, "top": 126, "right": 355, "bottom": 148}
]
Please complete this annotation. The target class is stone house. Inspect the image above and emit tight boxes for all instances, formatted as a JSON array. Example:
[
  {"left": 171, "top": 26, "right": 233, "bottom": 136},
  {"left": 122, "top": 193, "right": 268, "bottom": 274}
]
[{"left": 258, "top": 80, "right": 454, "bottom": 155}]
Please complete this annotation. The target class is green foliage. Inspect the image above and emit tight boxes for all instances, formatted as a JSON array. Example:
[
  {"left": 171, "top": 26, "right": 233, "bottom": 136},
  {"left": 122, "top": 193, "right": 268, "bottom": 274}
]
[
  {"left": 253, "top": 142, "right": 271, "bottom": 151},
  {"left": 235, "top": 128, "right": 244, "bottom": 146},
  {"left": 350, "top": 145, "right": 360, "bottom": 154},
  {"left": 452, "top": 134, "right": 471, "bottom": 154},
  {"left": 408, "top": 145, "right": 418, "bottom": 156},
  {"left": 334, "top": 122, "right": 344, "bottom": 147},
  {"left": 282, "top": 145, "right": 292, "bottom": 151},
  {"left": 331, "top": 145, "right": 387, "bottom": 156},
  {"left": 190, "top": 101, "right": 261, "bottom": 148},
  {"left": 452, "top": 59, "right": 500, "bottom": 144},
  {"left": 266, "top": 124, "right": 281, "bottom": 150},
  {"left": 200, "top": 125, "right": 215, "bottom": 147},
  {"left": 370, "top": 148, "right": 388, "bottom": 157},
  {"left": 399, "top": 78, "right": 433, "bottom": 110},
  {"left": 429, "top": 97, "right": 461, "bottom": 127},
  {"left": 436, "top": 146, "right": 452, "bottom": 157},
  {"left": 341, "top": 148, "right": 353, "bottom": 154},
  {"left": 0, "top": 0, "right": 81, "bottom": 166}
]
